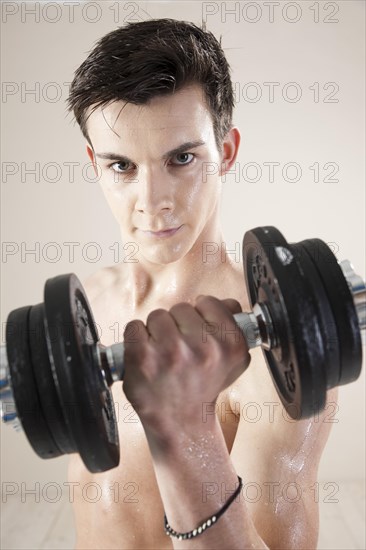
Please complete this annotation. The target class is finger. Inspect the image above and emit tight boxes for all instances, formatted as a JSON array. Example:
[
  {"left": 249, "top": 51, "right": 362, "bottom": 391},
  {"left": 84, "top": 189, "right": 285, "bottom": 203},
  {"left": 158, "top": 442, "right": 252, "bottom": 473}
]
[
  {"left": 168, "top": 302, "right": 207, "bottom": 343},
  {"left": 196, "top": 296, "right": 242, "bottom": 316},
  {"left": 219, "top": 298, "right": 243, "bottom": 315},
  {"left": 145, "top": 308, "right": 180, "bottom": 343},
  {"left": 123, "top": 319, "right": 149, "bottom": 344},
  {"left": 195, "top": 295, "right": 240, "bottom": 324},
  {"left": 195, "top": 295, "right": 248, "bottom": 352}
]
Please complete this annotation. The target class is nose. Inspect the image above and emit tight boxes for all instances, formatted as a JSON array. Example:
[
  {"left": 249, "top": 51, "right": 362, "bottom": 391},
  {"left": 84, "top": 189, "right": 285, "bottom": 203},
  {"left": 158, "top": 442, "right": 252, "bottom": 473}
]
[{"left": 135, "top": 167, "right": 174, "bottom": 215}]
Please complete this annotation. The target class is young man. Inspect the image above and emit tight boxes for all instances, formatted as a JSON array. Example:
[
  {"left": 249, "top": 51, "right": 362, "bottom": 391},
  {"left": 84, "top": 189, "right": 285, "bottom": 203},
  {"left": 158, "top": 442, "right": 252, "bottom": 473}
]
[{"left": 66, "top": 19, "right": 336, "bottom": 549}]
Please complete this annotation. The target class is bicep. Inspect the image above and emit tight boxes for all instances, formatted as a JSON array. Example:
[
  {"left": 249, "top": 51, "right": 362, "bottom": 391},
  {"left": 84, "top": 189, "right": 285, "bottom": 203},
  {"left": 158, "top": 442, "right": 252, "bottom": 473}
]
[{"left": 228, "top": 353, "right": 337, "bottom": 548}]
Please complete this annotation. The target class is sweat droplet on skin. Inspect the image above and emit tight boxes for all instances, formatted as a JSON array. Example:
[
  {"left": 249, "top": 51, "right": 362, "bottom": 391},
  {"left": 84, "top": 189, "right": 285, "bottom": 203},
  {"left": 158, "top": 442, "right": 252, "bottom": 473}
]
[
  {"left": 181, "top": 432, "right": 226, "bottom": 469},
  {"left": 287, "top": 420, "right": 315, "bottom": 475}
]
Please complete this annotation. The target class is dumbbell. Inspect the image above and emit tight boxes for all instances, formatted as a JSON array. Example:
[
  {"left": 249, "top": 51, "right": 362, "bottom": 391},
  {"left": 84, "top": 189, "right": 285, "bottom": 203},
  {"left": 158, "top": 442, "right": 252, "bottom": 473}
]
[{"left": 1, "top": 226, "right": 365, "bottom": 474}]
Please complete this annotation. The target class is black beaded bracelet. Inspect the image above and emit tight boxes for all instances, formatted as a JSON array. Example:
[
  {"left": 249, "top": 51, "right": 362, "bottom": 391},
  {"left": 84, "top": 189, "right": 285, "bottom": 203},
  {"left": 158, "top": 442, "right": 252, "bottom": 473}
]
[{"left": 164, "top": 475, "right": 243, "bottom": 541}]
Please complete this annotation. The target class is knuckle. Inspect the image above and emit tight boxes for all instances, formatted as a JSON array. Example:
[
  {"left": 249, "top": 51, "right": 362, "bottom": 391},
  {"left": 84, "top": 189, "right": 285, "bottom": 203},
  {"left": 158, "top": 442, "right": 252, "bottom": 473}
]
[
  {"left": 169, "top": 302, "right": 192, "bottom": 316},
  {"left": 196, "top": 295, "right": 218, "bottom": 307},
  {"left": 146, "top": 308, "right": 168, "bottom": 325},
  {"left": 124, "top": 319, "right": 143, "bottom": 342},
  {"left": 221, "top": 298, "right": 243, "bottom": 315}
]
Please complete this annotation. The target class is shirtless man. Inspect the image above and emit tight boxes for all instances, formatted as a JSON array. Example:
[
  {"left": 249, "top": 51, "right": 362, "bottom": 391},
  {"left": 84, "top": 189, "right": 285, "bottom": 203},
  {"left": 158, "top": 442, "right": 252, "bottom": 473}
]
[{"left": 66, "top": 19, "right": 337, "bottom": 549}]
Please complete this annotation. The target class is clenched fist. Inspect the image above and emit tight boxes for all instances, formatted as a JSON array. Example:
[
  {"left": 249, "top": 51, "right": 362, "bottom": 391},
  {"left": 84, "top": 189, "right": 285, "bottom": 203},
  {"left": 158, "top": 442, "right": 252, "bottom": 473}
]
[{"left": 122, "top": 295, "right": 251, "bottom": 441}]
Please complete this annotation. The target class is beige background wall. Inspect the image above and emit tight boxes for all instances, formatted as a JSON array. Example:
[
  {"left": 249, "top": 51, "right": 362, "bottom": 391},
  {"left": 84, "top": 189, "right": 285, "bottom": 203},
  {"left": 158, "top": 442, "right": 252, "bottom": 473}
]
[{"left": 1, "top": 0, "right": 365, "bottom": 516}]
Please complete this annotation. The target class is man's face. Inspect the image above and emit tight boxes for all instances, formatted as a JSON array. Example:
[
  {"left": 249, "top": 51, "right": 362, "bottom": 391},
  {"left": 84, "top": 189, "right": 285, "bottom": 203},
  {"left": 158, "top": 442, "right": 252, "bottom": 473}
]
[{"left": 86, "top": 84, "right": 233, "bottom": 266}]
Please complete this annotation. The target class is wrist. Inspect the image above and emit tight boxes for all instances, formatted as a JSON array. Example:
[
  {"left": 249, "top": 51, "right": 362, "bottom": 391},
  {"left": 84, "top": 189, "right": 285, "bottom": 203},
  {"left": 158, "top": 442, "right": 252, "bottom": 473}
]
[{"left": 143, "top": 409, "right": 221, "bottom": 462}]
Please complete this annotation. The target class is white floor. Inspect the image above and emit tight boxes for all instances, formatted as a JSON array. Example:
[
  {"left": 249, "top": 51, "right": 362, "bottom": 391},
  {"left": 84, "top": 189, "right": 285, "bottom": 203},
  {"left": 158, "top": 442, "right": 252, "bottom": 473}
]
[{"left": 1, "top": 480, "right": 365, "bottom": 549}]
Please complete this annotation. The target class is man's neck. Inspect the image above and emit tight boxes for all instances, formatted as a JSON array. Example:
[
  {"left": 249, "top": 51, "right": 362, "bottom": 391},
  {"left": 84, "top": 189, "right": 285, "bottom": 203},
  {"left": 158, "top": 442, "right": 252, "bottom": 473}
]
[{"left": 120, "top": 225, "right": 234, "bottom": 310}]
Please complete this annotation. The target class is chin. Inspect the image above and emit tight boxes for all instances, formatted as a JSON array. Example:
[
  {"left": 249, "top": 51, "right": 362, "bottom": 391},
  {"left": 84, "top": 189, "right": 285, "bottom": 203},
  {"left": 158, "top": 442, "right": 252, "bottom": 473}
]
[{"left": 140, "top": 242, "right": 190, "bottom": 266}]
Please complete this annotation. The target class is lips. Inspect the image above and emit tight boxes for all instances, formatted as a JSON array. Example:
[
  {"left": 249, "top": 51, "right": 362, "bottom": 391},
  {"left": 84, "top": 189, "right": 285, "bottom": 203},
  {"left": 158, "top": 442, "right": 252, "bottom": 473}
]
[{"left": 140, "top": 225, "right": 183, "bottom": 238}]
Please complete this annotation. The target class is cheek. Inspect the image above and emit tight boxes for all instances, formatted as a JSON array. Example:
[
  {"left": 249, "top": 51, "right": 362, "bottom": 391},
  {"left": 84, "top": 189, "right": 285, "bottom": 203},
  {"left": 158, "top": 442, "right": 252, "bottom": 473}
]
[
  {"left": 181, "top": 169, "right": 220, "bottom": 214},
  {"left": 176, "top": 164, "right": 217, "bottom": 210},
  {"left": 99, "top": 182, "right": 132, "bottom": 224}
]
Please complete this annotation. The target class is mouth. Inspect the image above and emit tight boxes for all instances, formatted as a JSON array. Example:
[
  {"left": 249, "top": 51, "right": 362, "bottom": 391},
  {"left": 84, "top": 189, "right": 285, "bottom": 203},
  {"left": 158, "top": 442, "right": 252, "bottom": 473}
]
[{"left": 140, "top": 225, "right": 183, "bottom": 239}]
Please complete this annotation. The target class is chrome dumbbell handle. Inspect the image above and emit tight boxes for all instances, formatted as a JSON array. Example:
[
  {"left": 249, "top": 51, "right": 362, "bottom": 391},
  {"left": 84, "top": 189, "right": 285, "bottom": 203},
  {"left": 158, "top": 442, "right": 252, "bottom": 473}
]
[
  {"left": 0, "top": 346, "right": 19, "bottom": 430},
  {"left": 340, "top": 260, "right": 366, "bottom": 338}
]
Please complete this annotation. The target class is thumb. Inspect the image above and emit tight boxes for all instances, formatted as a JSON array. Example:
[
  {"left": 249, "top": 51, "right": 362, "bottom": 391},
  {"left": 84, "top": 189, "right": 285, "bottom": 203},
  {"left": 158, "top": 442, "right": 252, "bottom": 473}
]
[{"left": 219, "top": 298, "right": 243, "bottom": 316}]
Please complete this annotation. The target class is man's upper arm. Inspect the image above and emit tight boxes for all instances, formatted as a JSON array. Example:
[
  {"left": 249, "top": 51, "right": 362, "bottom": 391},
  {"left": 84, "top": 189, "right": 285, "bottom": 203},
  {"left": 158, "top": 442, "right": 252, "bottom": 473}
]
[{"left": 228, "top": 349, "right": 338, "bottom": 549}]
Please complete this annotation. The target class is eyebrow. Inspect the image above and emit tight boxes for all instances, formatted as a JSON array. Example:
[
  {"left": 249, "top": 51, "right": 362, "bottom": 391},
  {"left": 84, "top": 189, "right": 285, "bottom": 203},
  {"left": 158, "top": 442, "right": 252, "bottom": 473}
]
[{"left": 95, "top": 140, "right": 206, "bottom": 163}]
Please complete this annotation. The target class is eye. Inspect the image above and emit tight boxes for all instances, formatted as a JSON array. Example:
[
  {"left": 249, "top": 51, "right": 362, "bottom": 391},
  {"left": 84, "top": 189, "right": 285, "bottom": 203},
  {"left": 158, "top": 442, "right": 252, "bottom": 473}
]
[
  {"left": 109, "top": 160, "right": 134, "bottom": 173},
  {"left": 170, "top": 152, "right": 195, "bottom": 166}
]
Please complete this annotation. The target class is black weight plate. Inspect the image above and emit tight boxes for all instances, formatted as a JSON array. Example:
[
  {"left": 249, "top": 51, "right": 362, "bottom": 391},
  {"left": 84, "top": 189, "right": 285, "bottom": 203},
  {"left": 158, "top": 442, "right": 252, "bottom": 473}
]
[
  {"left": 300, "top": 239, "right": 362, "bottom": 385},
  {"left": 6, "top": 306, "right": 62, "bottom": 458},
  {"left": 243, "top": 226, "right": 327, "bottom": 418},
  {"left": 44, "top": 273, "right": 119, "bottom": 473},
  {"left": 28, "top": 303, "right": 74, "bottom": 454},
  {"left": 291, "top": 242, "right": 341, "bottom": 389}
]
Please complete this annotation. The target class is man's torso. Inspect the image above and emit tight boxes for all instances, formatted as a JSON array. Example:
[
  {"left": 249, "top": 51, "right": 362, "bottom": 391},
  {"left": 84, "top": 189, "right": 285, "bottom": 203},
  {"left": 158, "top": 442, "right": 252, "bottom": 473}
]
[{"left": 67, "top": 262, "right": 330, "bottom": 550}]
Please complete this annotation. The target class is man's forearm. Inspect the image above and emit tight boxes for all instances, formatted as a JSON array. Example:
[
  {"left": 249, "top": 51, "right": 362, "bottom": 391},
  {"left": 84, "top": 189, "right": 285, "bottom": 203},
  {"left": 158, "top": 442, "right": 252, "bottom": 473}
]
[{"left": 145, "top": 415, "right": 269, "bottom": 550}]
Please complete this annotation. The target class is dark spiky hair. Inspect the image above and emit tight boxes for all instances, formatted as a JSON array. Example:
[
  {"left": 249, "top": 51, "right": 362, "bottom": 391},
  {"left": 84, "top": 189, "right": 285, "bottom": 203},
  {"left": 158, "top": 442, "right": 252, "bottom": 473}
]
[{"left": 66, "top": 18, "right": 234, "bottom": 150}]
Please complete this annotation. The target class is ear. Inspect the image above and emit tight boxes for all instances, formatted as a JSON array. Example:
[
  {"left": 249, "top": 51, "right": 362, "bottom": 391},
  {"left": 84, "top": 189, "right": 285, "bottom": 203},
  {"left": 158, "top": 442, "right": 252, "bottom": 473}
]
[
  {"left": 86, "top": 143, "right": 99, "bottom": 177},
  {"left": 219, "top": 126, "right": 241, "bottom": 177}
]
